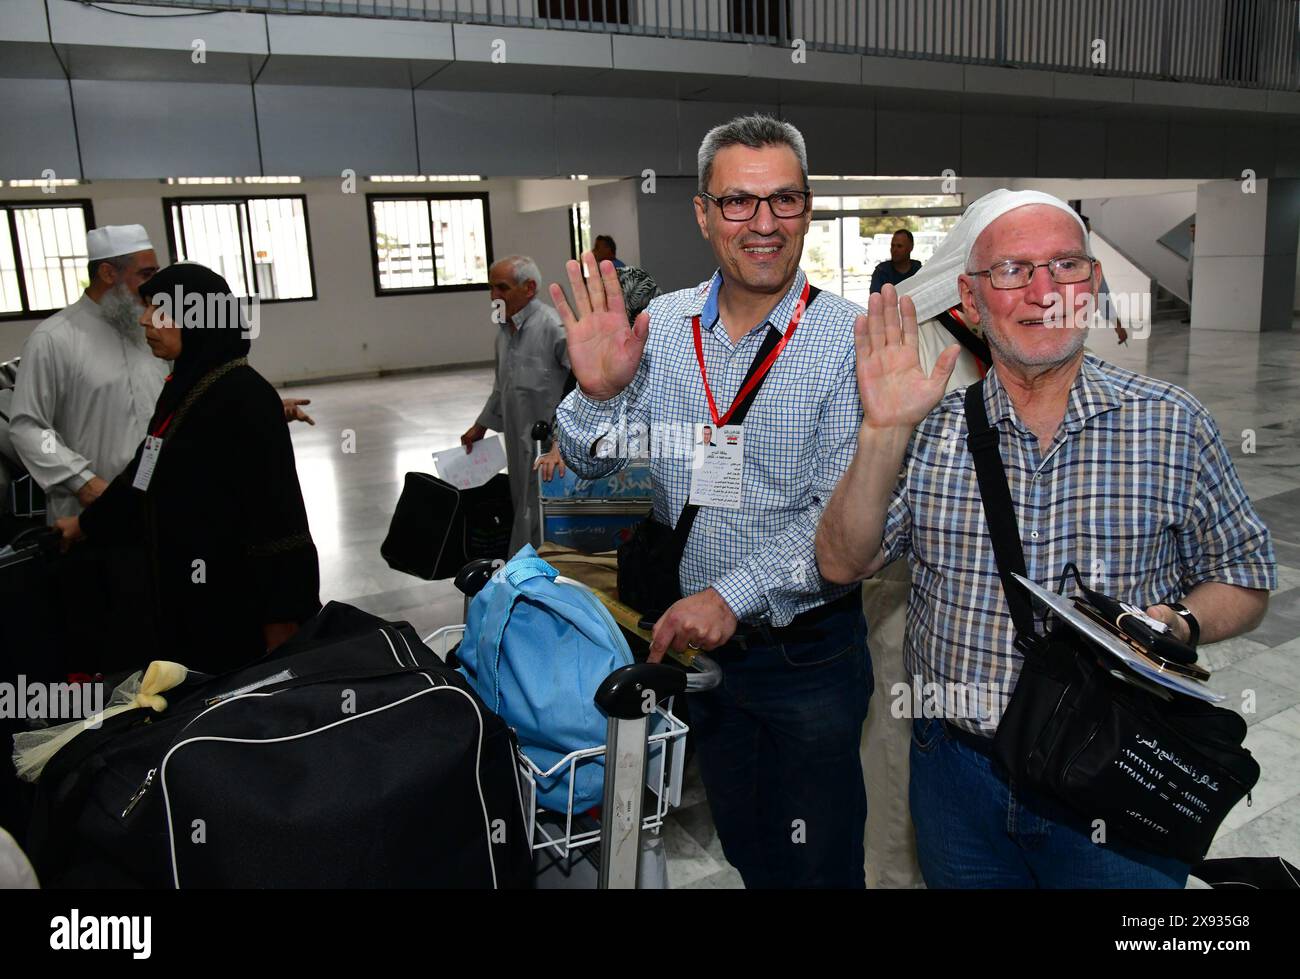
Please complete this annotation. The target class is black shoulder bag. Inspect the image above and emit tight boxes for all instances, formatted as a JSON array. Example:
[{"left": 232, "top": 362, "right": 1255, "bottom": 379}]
[
  {"left": 616, "top": 287, "right": 819, "bottom": 618},
  {"left": 964, "top": 379, "right": 1259, "bottom": 865}
]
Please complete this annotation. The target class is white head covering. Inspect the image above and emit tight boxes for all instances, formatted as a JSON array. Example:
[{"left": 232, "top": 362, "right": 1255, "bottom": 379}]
[
  {"left": 900, "top": 189, "right": 1087, "bottom": 324},
  {"left": 86, "top": 224, "right": 153, "bottom": 261}
]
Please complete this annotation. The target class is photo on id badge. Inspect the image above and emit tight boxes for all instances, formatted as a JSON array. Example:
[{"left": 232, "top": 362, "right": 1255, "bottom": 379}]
[{"left": 689, "top": 422, "right": 743, "bottom": 509}]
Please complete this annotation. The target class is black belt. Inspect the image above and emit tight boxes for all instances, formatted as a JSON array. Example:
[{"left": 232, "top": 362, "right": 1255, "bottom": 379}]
[
  {"left": 735, "top": 584, "right": 862, "bottom": 647},
  {"left": 943, "top": 720, "right": 996, "bottom": 757},
  {"left": 636, "top": 586, "right": 861, "bottom": 651}
]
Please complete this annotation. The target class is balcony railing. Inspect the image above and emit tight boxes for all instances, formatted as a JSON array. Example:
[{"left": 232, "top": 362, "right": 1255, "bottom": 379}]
[{"left": 103, "top": 1, "right": 1300, "bottom": 90}]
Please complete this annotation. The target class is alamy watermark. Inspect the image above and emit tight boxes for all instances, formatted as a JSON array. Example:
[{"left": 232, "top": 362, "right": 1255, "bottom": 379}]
[
  {"left": 0, "top": 676, "right": 105, "bottom": 724},
  {"left": 149, "top": 287, "right": 260, "bottom": 341}
]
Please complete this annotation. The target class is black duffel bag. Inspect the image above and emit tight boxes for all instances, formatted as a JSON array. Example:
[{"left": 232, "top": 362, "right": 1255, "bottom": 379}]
[
  {"left": 382, "top": 471, "right": 513, "bottom": 580},
  {"left": 964, "top": 381, "right": 1258, "bottom": 865},
  {"left": 25, "top": 601, "right": 533, "bottom": 888}
]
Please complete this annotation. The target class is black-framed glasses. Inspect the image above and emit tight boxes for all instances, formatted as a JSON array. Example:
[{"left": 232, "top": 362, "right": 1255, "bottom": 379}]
[
  {"left": 698, "top": 189, "right": 812, "bottom": 222},
  {"left": 968, "top": 255, "right": 1097, "bottom": 289}
]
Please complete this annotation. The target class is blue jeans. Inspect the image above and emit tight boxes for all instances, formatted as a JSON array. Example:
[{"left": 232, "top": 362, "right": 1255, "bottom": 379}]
[
  {"left": 688, "top": 603, "right": 872, "bottom": 888},
  {"left": 908, "top": 716, "right": 1190, "bottom": 888}
]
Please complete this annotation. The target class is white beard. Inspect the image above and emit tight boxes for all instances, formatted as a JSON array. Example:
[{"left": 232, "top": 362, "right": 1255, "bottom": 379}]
[{"left": 100, "top": 284, "right": 146, "bottom": 346}]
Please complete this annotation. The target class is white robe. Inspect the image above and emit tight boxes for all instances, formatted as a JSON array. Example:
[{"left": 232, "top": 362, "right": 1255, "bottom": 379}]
[{"left": 9, "top": 292, "right": 167, "bottom": 521}]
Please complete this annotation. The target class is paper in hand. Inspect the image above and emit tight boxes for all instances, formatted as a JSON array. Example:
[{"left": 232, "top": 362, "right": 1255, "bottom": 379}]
[{"left": 434, "top": 434, "right": 507, "bottom": 489}]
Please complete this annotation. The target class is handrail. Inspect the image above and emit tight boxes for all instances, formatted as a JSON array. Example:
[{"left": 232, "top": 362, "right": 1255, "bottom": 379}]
[{"left": 90, "top": 1, "right": 1300, "bottom": 92}]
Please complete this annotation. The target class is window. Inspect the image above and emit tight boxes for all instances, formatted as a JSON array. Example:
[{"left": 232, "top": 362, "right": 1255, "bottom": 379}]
[
  {"left": 569, "top": 201, "right": 591, "bottom": 261},
  {"left": 730, "top": 1, "right": 789, "bottom": 40},
  {"left": 0, "top": 200, "right": 95, "bottom": 319},
  {"left": 164, "top": 195, "right": 315, "bottom": 301},
  {"left": 539, "top": 1, "right": 630, "bottom": 25},
  {"left": 367, "top": 193, "right": 492, "bottom": 295},
  {"left": 804, "top": 196, "right": 963, "bottom": 307}
]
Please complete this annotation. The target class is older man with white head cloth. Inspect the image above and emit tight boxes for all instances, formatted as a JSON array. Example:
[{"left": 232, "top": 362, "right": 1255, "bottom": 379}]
[
  {"left": 817, "top": 189, "right": 1275, "bottom": 888},
  {"left": 10, "top": 224, "right": 165, "bottom": 521}
]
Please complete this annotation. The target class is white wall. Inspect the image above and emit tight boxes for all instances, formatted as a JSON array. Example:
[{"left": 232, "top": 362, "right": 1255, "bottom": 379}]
[
  {"left": 0, "top": 177, "right": 574, "bottom": 384},
  {"left": 1079, "top": 189, "right": 1198, "bottom": 301},
  {"left": 587, "top": 179, "right": 643, "bottom": 268}
]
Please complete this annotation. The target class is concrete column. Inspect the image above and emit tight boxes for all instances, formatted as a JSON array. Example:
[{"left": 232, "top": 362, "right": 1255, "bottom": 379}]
[{"left": 1191, "top": 178, "right": 1300, "bottom": 332}]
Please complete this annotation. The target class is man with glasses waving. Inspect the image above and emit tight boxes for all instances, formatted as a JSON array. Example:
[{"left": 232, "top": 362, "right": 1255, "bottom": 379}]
[
  {"left": 817, "top": 189, "right": 1274, "bottom": 888},
  {"left": 551, "top": 114, "right": 874, "bottom": 888}
]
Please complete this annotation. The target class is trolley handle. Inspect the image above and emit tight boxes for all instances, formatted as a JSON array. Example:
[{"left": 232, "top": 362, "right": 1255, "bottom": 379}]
[
  {"left": 453, "top": 557, "right": 499, "bottom": 598},
  {"left": 594, "top": 654, "right": 721, "bottom": 719},
  {"left": 684, "top": 652, "right": 721, "bottom": 693}
]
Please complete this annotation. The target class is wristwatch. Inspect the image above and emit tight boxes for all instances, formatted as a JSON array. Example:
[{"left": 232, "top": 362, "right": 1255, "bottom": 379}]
[{"left": 1163, "top": 603, "right": 1200, "bottom": 647}]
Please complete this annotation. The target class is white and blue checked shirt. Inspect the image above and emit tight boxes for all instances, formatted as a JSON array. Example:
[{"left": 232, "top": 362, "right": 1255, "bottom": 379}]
[
  {"left": 882, "top": 355, "right": 1277, "bottom": 735},
  {"left": 556, "top": 269, "right": 863, "bottom": 626}
]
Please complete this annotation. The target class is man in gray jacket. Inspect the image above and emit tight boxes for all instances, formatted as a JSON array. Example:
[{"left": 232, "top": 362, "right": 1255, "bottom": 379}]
[{"left": 462, "top": 255, "right": 571, "bottom": 554}]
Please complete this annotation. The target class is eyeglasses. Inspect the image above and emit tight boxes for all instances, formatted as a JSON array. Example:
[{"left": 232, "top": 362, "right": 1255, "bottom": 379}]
[
  {"left": 968, "top": 255, "right": 1096, "bottom": 289},
  {"left": 698, "top": 190, "right": 812, "bottom": 222}
]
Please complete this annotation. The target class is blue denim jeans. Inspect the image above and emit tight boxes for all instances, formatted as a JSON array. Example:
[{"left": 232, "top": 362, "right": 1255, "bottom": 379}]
[
  {"left": 908, "top": 715, "right": 1190, "bottom": 888},
  {"left": 688, "top": 603, "right": 872, "bottom": 888}
]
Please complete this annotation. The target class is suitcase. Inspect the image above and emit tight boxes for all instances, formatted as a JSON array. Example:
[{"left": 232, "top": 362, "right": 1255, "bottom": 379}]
[
  {"left": 25, "top": 602, "right": 533, "bottom": 888},
  {"left": 381, "top": 471, "right": 513, "bottom": 580}
]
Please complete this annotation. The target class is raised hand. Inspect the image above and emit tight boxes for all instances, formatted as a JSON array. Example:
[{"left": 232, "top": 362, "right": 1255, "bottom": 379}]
[
  {"left": 855, "top": 283, "right": 961, "bottom": 431},
  {"left": 549, "top": 252, "right": 649, "bottom": 403}
]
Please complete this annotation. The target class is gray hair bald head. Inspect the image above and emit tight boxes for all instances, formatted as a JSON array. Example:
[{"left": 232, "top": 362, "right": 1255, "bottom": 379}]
[
  {"left": 697, "top": 114, "right": 808, "bottom": 195},
  {"left": 495, "top": 255, "right": 542, "bottom": 289}
]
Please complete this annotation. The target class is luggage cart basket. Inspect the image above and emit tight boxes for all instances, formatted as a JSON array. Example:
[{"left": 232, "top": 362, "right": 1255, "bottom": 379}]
[{"left": 426, "top": 560, "right": 720, "bottom": 889}]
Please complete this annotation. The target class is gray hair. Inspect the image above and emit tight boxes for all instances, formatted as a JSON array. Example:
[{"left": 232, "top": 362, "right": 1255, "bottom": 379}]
[
  {"left": 496, "top": 254, "right": 542, "bottom": 289},
  {"left": 697, "top": 114, "right": 808, "bottom": 195}
]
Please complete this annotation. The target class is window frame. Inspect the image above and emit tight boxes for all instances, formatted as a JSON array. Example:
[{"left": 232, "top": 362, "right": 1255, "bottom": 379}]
[
  {"left": 365, "top": 191, "right": 494, "bottom": 298},
  {"left": 0, "top": 198, "right": 97, "bottom": 322},
  {"left": 161, "top": 193, "right": 318, "bottom": 304}
]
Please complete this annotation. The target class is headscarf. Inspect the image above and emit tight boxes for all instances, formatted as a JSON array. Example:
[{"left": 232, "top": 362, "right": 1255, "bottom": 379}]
[
  {"left": 139, "top": 262, "right": 252, "bottom": 433},
  {"left": 900, "top": 189, "right": 1089, "bottom": 325},
  {"left": 617, "top": 265, "right": 661, "bottom": 326}
]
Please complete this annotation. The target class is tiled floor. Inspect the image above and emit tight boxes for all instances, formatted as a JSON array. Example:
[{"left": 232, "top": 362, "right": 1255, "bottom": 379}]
[{"left": 282, "top": 317, "right": 1300, "bottom": 889}]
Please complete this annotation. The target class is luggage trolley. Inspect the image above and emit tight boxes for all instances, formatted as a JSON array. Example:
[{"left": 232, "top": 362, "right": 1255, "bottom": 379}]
[
  {"left": 529, "top": 420, "right": 652, "bottom": 553},
  {"left": 426, "top": 558, "right": 720, "bottom": 889}
]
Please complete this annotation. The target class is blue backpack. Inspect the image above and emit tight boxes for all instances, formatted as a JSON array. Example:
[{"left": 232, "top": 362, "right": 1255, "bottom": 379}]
[{"left": 456, "top": 546, "right": 633, "bottom": 812}]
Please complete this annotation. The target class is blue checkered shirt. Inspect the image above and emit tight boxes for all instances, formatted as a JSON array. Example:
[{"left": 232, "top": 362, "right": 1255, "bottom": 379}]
[
  {"left": 882, "top": 355, "right": 1277, "bottom": 735},
  {"left": 555, "top": 269, "right": 863, "bottom": 626}
]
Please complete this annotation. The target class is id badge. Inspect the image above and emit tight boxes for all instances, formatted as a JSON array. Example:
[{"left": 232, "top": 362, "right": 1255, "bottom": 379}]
[
  {"left": 132, "top": 435, "right": 163, "bottom": 492},
  {"left": 688, "top": 423, "right": 743, "bottom": 509}
]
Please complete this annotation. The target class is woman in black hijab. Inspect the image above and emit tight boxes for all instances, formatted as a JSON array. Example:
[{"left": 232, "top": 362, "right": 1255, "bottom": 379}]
[{"left": 56, "top": 262, "right": 320, "bottom": 673}]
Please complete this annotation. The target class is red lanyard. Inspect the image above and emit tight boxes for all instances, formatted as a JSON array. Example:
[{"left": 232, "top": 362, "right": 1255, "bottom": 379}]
[
  {"left": 151, "top": 375, "right": 176, "bottom": 437},
  {"left": 692, "top": 280, "right": 810, "bottom": 427}
]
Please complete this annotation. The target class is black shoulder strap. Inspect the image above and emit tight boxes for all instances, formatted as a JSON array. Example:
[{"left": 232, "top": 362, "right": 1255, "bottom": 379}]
[
  {"left": 937, "top": 308, "right": 992, "bottom": 366},
  {"left": 674, "top": 285, "right": 821, "bottom": 546},
  {"left": 964, "top": 380, "right": 1036, "bottom": 637}
]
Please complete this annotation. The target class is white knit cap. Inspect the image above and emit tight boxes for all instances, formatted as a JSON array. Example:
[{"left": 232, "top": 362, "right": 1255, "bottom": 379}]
[
  {"left": 86, "top": 224, "right": 153, "bottom": 261},
  {"left": 899, "top": 189, "right": 1088, "bottom": 324}
]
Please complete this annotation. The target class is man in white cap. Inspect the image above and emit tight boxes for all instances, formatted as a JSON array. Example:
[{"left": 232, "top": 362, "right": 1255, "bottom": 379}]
[
  {"left": 10, "top": 227, "right": 315, "bottom": 523},
  {"left": 10, "top": 224, "right": 164, "bottom": 521},
  {"left": 817, "top": 189, "right": 1275, "bottom": 888}
]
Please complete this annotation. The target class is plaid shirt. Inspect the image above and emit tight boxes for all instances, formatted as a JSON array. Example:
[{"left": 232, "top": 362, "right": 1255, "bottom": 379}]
[
  {"left": 555, "top": 269, "right": 863, "bottom": 626},
  {"left": 882, "top": 354, "right": 1277, "bottom": 735}
]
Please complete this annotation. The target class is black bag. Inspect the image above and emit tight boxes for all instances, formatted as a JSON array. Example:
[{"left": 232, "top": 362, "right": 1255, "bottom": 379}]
[
  {"left": 965, "top": 380, "right": 1259, "bottom": 865},
  {"left": 26, "top": 601, "right": 533, "bottom": 888},
  {"left": 382, "top": 470, "right": 513, "bottom": 580},
  {"left": 617, "top": 287, "right": 820, "bottom": 617}
]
